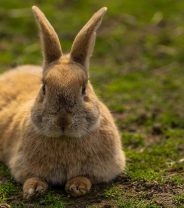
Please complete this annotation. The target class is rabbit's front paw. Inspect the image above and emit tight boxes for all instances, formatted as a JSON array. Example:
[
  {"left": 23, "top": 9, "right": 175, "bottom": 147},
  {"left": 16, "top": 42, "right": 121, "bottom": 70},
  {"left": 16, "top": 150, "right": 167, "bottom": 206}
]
[
  {"left": 65, "top": 176, "right": 92, "bottom": 197},
  {"left": 23, "top": 177, "right": 48, "bottom": 200}
]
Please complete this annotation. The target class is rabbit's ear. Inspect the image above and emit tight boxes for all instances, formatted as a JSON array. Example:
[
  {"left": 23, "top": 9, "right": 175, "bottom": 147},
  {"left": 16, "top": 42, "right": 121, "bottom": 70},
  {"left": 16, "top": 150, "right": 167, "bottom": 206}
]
[
  {"left": 32, "top": 6, "right": 62, "bottom": 66},
  {"left": 70, "top": 7, "right": 107, "bottom": 70}
]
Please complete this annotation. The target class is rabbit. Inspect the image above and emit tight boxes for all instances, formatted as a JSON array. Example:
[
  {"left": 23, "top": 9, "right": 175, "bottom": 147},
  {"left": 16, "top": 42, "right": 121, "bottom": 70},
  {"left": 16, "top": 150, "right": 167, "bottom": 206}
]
[{"left": 0, "top": 6, "right": 126, "bottom": 199}]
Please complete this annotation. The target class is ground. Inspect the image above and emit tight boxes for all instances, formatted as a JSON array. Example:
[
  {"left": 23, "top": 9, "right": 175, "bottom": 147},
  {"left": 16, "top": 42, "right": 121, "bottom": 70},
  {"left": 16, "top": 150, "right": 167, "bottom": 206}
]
[{"left": 0, "top": 0, "right": 184, "bottom": 207}]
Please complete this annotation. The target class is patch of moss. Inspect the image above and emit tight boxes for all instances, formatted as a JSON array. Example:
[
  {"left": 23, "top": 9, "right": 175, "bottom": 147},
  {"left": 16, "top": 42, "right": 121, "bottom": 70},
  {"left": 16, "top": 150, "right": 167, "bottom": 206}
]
[
  {"left": 117, "top": 199, "right": 160, "bottom": 208},
  {"left": 123, "top": 132, "right": 145, "bottom": 148},
  {"left": 104, "top": 185, "right": 122, "bottom": 199},
  {"left": 43, "top": 191, "right": 66, "bottom": 208},
  {"left": 104, "top": 186, "right": 160, "bottom": 208},
  {"left": 173, "top": 194, "right": 184, "bottom": 207},
  {"left": 168, "top": 176, "right": 184, "bottom": 186},
  {"left": 0, "top": 181, "right": 18, "bottom": 203}
]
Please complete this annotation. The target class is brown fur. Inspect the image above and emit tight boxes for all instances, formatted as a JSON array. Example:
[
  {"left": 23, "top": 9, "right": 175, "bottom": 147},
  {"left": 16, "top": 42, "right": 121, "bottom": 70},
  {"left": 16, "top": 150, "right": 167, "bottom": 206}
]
[{"left": 0, "top": 6, "right": 126, "bottom": 199}]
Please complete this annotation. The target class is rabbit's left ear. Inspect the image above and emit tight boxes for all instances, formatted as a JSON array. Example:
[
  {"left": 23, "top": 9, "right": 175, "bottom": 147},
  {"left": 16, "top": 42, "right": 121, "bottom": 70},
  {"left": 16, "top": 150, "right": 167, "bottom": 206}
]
[
  {"left": 70, "top": 7, "right": 107, "bottom": 70},
  {"left": 32, "top": 6, "right": 62, "bottom": 66}
]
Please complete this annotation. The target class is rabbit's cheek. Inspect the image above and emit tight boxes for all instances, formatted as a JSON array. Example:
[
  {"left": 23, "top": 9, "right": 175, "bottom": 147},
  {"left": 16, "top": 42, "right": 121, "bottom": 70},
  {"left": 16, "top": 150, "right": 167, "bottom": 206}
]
[
  {"left": 40, "top": 117, "right": 63, "bottom": 137},
  {"left": 86, "top": 115, "right": 100, "bottom": 131},
  {"left": 31, "top": 111, "right": 42, "bottom": 128}
]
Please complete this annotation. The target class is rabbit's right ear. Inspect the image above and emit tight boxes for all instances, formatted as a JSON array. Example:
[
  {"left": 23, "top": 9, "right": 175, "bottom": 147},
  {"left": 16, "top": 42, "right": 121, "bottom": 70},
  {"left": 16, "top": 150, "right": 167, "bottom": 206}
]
[{"left": 32, "top": 6, "right": 62, "bottom": 66}]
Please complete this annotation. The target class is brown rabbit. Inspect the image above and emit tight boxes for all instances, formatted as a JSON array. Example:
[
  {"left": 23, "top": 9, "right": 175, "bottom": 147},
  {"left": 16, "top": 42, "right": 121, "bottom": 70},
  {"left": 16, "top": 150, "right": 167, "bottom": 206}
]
[{"left": 0, "top": 6, "right": 126, "bottom": 199}]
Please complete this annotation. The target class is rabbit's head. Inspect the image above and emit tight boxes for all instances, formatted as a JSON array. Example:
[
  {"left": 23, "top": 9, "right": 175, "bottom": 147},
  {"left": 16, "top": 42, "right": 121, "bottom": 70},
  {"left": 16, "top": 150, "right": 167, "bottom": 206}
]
[{"left": 31, "top": 6, "right": 107, "bottom": 138}]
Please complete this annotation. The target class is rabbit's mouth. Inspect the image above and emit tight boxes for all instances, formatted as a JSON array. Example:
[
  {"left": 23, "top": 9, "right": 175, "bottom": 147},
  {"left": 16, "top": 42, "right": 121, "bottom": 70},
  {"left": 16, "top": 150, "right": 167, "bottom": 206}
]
[
  {"left": 32, "top": 119, "right": 100, "bottom": 139},
  {"left": 31, "top": 108, "right": 101, "bottom": 138},
  {"left": 31, "top": 121, "right": 87, "bottom": 138}
]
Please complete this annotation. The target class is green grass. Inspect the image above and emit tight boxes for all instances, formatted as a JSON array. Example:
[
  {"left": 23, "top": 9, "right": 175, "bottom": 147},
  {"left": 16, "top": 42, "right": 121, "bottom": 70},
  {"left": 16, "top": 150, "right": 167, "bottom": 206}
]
[
  {"left": 103, "top": 186, "right": 160, "bottom": 208},
  {"left": 0, "top": 0, "right": 184, "bottom": 207},
  {"left": 173, "top": 194, "right": 184, "bottom": 207},
  {"left": 0, "top": 181, "right": 18, "bottom": 203}
]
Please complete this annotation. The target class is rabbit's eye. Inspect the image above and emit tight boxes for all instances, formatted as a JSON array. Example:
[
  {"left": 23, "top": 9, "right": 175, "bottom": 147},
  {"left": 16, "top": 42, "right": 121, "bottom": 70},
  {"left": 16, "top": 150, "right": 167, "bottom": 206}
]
[
  {"left": 42, "top": 84, "right": 46, "bottom": 95},
  {"left": 81, "top": 85, "right": 86, "bottom": 96}
]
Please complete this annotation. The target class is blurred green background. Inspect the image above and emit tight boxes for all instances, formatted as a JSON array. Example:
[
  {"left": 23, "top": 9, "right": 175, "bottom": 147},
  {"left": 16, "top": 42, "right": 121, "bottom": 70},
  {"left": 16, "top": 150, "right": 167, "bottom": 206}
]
[{"left": 0, "top": 0, "right": 184, "bottom": 207}]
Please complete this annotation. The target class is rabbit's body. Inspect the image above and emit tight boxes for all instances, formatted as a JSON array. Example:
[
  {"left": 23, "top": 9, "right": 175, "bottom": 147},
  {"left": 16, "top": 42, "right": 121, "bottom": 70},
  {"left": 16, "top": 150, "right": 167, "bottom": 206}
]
[
  {"left": 0, "top": 65, "right": 41, "bottom": 163},
  {"left": 0, "top": 64, "right": 124, "bottom": 184},
  {"left": 0, "top": 6, "right": 125, "bottom": 199}
]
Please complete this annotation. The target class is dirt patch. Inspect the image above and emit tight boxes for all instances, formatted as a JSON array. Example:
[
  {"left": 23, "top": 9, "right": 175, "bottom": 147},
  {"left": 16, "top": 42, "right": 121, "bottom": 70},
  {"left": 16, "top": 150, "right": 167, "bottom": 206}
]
[{"left": 113, "top": 175, "right": 183, "bottom": 208}]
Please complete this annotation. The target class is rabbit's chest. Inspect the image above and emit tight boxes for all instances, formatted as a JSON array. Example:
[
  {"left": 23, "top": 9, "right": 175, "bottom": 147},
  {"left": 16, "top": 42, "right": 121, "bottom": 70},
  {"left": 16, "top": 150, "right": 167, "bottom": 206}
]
[{"left": 25, "top": 138, "right": 93, "bottom": 184}]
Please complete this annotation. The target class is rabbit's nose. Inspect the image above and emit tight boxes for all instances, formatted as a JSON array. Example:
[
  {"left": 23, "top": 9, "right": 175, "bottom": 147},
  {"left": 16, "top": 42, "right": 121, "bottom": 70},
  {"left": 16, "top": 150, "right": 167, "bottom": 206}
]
[{"left": 57, "top": 114, "right": 71, "bottom": 131}]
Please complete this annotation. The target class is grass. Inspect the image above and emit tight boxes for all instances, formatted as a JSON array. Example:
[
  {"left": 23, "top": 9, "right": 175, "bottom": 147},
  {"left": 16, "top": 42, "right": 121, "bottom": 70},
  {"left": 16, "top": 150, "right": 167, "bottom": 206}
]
[
  {"left": 173, "top": 194, "right": 184, "bottom": 207},
  {"left": 0, "top": 0, "right": 184, "bottom": 207}
]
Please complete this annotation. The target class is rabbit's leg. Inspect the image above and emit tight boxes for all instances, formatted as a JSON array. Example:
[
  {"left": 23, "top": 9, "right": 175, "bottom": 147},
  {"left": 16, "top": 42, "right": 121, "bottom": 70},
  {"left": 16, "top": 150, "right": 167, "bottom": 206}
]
[
  {"left": 23, "top": 177, "right": 48, "bottom": 200},
  {"left": 65, "top": 176, "right": 92, "bottom": 197}
]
